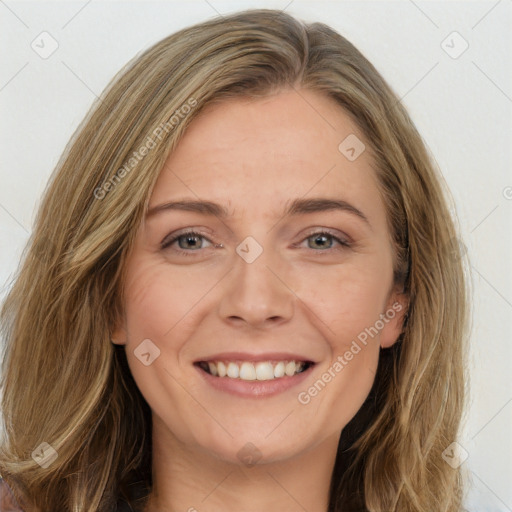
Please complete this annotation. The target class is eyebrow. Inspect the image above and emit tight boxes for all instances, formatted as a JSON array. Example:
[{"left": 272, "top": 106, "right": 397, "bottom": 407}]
[{"left": 146, "top": 197, "right": 371, "bottom": 227}]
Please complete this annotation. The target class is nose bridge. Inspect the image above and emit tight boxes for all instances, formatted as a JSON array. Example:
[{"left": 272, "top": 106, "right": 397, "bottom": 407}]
[{"left": 218, "top": 237, "right": 295, "bottom": 327}]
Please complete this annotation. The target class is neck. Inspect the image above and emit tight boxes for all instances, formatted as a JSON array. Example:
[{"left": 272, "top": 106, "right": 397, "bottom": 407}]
[{"left": 144, "top": 414, "right": 340, "bottom": 512}]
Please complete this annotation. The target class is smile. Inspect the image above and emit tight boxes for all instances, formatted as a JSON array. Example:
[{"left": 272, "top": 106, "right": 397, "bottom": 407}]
[{"left": 196, "top": 360, "right": 313, "bottom": 381}]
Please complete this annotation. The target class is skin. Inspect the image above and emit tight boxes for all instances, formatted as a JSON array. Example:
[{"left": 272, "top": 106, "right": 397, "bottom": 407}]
[{"left": 112, "top": 88, "right": 407, "bottom": 512}]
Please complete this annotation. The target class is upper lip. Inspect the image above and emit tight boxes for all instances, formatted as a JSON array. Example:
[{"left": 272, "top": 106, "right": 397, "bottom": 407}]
[{"left": 194, "top": 352, "right": 316, "bottom": 363}]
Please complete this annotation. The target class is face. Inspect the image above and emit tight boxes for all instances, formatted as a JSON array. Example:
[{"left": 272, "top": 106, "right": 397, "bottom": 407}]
[{"left": 112, "top": 89, "right": 406, "bottom": 465}]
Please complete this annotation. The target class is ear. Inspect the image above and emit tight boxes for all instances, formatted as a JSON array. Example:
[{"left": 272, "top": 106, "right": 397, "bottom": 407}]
[
  {"left": 379, "top": 289, "right": 409, "bottom": 349},
  {"left": 110, "top": 314, "right": 128, "bottom": 346}
]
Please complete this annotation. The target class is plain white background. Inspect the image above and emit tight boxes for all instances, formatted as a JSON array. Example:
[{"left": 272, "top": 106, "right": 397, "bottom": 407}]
[{"left": 1, "top": 1, "right": 511, "bottom": 510}]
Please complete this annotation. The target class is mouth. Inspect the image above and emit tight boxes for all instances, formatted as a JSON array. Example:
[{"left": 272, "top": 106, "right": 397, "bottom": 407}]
[{"left": 194, "top": 359, "right": 315, "bottom": 381}]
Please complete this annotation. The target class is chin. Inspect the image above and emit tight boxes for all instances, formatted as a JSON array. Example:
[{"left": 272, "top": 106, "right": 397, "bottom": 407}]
[{"left": 197, "top": 428, "right": 312, "bottom": 468}]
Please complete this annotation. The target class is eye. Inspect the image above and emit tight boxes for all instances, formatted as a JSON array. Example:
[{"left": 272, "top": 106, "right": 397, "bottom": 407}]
[
  {"left": 161, "top": 230, "right": 213, "bottom": 254},
  {"left": 161, "top": 229, "right": 351, "bottom": 256},
  {"left": 300, "top": 230, "right": 351, "bottom": 251}
]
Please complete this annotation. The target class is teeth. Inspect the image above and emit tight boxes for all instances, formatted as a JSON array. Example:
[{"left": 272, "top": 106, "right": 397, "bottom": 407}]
[
  {"left": 226, "top": 362, "right": 239, "bottom": 378},
  {"left": 208, "top": 362, "right": 218, "bottom": 376},
  {"left": 240, "top": 362, "right": 257, "bottom": 380},
  {"left": 273, "top": 361, "right": 285, "bottom": 378},
  {"left": 255, "top": 362, "right": 273, "bottom": 380},
  {"left": 217, "top": 361, "right": 227, "bottom": 377},
  {"left": 285, "top": 361, "right": 296, "bottom": 376},
  {"left": 201, "top": 360, "right": 309, "bottom": 381}
]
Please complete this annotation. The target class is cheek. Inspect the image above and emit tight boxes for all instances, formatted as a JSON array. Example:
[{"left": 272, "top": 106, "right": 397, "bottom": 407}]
[
  {"left": 122, "top": 257, "right": 221, "bottom": 340},
  {"left": 294, "top": 256, "right": 392, "bottom": 428},
  {"left": 293, "top": 256, "right": 393, "bottom": 349},
  {"left": 119, "top": 259, "right": 210, "bottom": 398},
  {"left": 120, "top": 259, "right": 218, "bottom": 444},
  {"left": 294, "top": 265, "right": 386, "bottom": 431}
]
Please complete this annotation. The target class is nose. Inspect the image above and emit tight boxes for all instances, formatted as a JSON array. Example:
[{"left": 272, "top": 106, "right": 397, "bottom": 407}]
[{"left": 217, "top": 247, "right": 295, "bottom": 329}]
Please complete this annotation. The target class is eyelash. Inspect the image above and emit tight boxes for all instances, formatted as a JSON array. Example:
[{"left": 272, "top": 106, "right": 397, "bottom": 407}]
[{"left": 161, "top": 229, "right": 351, "bottom": 257}]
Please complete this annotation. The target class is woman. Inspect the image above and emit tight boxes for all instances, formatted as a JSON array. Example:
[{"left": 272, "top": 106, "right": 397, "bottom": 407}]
[{"left": 0, "top": 8, "right": 469, "bottom": 512}]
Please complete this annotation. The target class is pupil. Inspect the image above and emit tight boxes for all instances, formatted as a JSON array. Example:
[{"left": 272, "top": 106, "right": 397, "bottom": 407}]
[
  {"left": 312, "top": 234, "right": 330, "bottom": 249},
  {"left": 180, "top": 235, "right": 200, "bottom": 249}
]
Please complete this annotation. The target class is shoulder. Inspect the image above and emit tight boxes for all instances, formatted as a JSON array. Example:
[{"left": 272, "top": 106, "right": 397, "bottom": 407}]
[{"left": 0, "top": 477, "right": 24, "bottom": 512}]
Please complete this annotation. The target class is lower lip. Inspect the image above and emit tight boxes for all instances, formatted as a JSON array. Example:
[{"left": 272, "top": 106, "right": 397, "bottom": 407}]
[{"left": 194, "top": 363, "right": 315, "bottom": 398}]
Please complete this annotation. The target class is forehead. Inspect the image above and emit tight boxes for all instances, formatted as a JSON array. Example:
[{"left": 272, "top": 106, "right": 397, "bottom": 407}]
[{"left": 150, "top": 89, "right": 384, "bottom": 223}]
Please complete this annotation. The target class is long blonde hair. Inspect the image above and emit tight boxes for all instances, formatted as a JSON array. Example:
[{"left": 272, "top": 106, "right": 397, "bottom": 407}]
[{"left": 0, "top": 9, "right": 469, "bottom": 511}]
